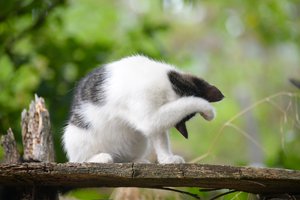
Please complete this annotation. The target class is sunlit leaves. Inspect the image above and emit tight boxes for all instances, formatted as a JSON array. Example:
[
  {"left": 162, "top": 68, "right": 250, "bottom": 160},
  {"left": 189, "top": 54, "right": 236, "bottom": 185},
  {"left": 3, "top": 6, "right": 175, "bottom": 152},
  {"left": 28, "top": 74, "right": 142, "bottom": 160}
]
[{"left": 0, "top": 0, "right": 299, "bottom": 170}]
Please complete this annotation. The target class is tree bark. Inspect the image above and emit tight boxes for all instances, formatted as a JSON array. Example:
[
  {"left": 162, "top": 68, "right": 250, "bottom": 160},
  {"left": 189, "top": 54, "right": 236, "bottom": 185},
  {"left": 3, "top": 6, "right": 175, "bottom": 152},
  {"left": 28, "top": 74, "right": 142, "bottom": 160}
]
[
  {"left": 21, "top": 94, "right": 55, "bottom": 162},
  {"left": 0, "top": 128, "right": 21, "bottom": 164},
  {"left": 0, "top": 128, "right": 23, "bottom": 200},
  {"left": 0, "top": 162, "right": 299, "bottom": 195}
]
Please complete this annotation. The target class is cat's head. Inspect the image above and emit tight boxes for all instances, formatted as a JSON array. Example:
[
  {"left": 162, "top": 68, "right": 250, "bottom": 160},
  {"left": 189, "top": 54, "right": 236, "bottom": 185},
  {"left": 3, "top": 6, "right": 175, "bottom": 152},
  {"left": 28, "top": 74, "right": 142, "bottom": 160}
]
[{"left": 168, "top": 70, "right": 224, "bottom": 138}]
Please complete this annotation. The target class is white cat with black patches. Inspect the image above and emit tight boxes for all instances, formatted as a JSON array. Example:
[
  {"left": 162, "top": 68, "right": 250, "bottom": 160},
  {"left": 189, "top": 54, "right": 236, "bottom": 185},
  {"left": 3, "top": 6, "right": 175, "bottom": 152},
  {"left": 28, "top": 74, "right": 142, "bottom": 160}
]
[{"left": 63, "top": 55, "right": 224, "bottom": 164}]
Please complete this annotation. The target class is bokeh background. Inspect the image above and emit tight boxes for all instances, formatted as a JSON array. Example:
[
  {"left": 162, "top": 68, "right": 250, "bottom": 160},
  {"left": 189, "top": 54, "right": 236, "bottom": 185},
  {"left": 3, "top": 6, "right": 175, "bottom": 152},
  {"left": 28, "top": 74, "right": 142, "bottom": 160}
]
[{"left": 0, "top": 0, "right": 300, "bottom": 199}]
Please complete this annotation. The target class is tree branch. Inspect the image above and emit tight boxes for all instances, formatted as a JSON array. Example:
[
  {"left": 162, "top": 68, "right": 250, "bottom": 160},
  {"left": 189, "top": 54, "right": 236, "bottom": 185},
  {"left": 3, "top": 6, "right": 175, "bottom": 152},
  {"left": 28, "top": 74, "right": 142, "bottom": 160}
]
[{"left": 0, "top": 162, "right": 300, "bottom": 195}]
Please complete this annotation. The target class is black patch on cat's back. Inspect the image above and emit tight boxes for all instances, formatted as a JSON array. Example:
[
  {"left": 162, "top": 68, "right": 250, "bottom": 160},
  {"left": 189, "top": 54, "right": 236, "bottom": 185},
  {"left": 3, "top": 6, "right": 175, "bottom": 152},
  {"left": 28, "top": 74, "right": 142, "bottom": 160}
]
[
  {"left": 168, "top": 70, "right": 224, "bottom": 102},
  {"left": 69, "top": 66, "right": 108, "bottom": 129},
  {"left": 69, "top": 112, "right": 91, "bottom": 129},
  {"left": 77, "top": 66, "right": 108, "bottom": 105}
]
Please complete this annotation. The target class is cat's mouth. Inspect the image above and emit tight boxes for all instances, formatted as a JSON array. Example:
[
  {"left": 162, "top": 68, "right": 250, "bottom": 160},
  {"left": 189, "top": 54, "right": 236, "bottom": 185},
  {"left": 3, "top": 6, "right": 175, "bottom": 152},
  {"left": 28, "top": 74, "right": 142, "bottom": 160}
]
[{"left": 175, "top": 113, "right": 196, "bottom": 139}]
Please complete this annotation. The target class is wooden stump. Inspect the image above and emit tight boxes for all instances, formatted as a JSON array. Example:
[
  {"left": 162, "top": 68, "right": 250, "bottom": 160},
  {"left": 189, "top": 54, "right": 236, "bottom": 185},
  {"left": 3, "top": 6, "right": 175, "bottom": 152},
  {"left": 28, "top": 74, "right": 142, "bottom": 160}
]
[
  {"left": 1, "top": 95, "right": 58, "bottom": 200},
  {"left": 1, "top": 128, "right": 21, "bottom": 164},
  {"left": 21, "top": 94, "right": 55, "bottom": 162}
]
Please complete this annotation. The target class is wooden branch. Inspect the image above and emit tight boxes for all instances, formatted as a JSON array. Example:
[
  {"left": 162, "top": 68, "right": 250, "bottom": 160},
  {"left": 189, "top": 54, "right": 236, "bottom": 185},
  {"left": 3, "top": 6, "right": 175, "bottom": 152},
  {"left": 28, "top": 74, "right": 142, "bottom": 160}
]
[{"left": 0, "top": 162, "right": 300, "bottom": 195}]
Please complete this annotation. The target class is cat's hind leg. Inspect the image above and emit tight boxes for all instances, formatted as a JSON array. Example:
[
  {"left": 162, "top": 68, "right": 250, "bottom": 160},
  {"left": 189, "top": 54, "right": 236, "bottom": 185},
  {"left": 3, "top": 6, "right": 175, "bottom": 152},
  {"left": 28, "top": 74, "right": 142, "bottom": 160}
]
[{"left": 87, "top": 153, "right": 114, "bottom": 163}]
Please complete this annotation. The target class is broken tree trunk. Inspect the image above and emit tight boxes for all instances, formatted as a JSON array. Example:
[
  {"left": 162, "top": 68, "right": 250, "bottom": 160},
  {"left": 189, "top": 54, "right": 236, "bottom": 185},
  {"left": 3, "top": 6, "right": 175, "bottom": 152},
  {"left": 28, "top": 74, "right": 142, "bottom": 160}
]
[
  {"left": 0, "top": 128, "right": 21, "bottom": 164},
  {"left": 21, "top": 95, "right": 55, "bottom": 162},
  {"left": 1, "top": 95, "right": 58, "bottom": 200}
]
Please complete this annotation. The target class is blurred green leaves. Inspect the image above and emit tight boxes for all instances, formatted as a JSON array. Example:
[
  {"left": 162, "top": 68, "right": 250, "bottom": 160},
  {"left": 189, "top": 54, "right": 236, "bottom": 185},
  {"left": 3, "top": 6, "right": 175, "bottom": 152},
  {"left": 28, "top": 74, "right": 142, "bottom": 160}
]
[
  {"left": 0, "top": 1, "right": 300, "bottom": 199},
  {"left": 0, "top": 0, "right": 299, "bottom": 170},
  {"left": 0, "top": 0, "right": 171, "bottom": 162}
]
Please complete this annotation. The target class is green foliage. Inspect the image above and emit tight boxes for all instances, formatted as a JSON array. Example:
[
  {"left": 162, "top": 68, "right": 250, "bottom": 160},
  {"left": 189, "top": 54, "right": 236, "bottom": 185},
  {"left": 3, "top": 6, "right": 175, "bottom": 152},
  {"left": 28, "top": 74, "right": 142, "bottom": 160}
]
[
  {"left": 65, "top": 188, "right": 111, "bottom": 200},
  {"left": 0, "top": 0, "right": 300, "bottom": 199},
  {"left": 0, "top": 146, "right": 3, "bottom": 161}
]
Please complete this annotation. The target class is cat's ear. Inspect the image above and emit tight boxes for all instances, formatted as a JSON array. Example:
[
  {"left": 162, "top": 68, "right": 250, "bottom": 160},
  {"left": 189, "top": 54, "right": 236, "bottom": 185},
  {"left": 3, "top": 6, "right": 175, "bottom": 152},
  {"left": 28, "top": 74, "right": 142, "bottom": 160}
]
[
  {"left": 204, "top": 85, "right": 224, "bottom": 102},
  {"left": 191, "top": 77, "right": 224, "bottom": 102},
  {"left": 168, "top": 71, "right": 197, "bottom": 97},
  {"left": 168, "top": 70, "right": 224, "bottom": 102}
]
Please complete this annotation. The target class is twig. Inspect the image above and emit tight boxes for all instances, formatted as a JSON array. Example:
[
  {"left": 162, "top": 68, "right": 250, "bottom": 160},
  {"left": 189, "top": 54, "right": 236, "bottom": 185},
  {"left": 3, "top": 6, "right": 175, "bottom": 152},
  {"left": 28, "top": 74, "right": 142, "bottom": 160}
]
[
  {"left": 225, "top": 123, "right": 265, "bottom": 153},
  {"left": 152, "top": 187, "right": 201, "bottom": 199},
  {"left": 191, "top": 92, "right": 299, "bottom": 163},
  {"left": 209, "top": 190, "right": 237, "bottom": 200},
  {"left": 199, "top": 188, "right": 222, "bottom": 192}
]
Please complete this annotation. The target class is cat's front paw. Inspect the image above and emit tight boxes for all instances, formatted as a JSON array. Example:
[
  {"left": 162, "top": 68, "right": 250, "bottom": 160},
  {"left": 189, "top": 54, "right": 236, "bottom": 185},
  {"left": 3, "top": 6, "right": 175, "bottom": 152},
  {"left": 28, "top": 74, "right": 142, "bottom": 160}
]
[
  {"left": 158, "top": 155, "right": 185, "bottom": 164},
  {"left": 200, "top": 104, "right": 216, "bottom": 121}
]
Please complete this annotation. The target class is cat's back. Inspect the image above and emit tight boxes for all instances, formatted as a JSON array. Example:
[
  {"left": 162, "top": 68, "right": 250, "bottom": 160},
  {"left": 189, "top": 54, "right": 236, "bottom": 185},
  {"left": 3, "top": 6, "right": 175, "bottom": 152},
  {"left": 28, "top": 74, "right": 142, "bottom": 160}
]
[
  {"left": 106, "top": 55, "right": 175, "bottom": 93},
  {"left": 70, "top": 55, "right": 177, "bottom": 118}
]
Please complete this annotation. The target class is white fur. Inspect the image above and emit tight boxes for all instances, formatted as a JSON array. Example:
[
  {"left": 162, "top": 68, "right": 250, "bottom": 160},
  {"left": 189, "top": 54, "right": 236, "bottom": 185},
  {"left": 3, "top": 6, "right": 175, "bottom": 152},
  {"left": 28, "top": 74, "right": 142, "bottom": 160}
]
[{"left": 63, "top": 55, "right": 215, "bottom": 163}]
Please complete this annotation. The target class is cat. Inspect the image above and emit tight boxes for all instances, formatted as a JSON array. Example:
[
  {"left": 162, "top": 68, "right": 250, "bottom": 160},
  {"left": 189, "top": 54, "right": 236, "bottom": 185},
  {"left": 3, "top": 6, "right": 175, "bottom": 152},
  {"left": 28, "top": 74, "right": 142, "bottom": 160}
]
[{"left": 63, "top": 55, "right": 224, "bottom": 164}]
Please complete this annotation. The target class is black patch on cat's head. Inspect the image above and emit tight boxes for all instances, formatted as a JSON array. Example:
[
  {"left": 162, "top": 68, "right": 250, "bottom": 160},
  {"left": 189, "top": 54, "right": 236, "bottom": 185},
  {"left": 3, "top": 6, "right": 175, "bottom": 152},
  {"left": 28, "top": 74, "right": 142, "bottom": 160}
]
[
  {"left": 168, "top": 70, "right": 224, "bottom": 102},
  {"left": 168, "top": 70, "right": 224, "bottom": 139}
]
